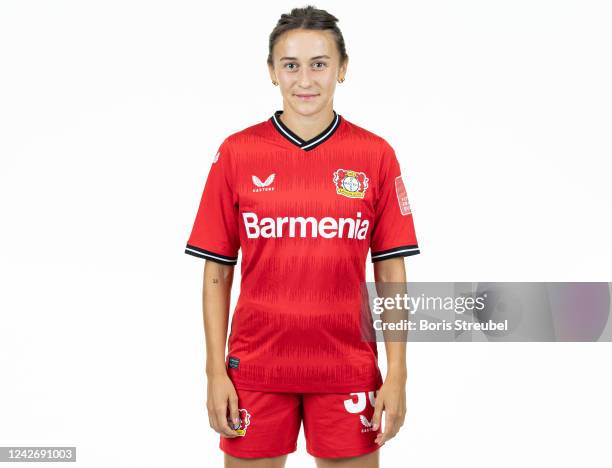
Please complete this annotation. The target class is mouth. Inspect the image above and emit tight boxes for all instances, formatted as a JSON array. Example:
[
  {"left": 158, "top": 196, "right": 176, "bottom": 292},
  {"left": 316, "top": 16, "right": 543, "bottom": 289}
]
[{"left": 294, "top": 93, "right": 319, "bottom": 101}]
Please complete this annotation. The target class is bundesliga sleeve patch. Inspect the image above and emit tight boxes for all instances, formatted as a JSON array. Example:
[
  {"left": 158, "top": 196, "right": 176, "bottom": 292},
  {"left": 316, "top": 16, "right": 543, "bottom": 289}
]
[{"left": 395, "top": 175, "right": 411, "bottom": 215}]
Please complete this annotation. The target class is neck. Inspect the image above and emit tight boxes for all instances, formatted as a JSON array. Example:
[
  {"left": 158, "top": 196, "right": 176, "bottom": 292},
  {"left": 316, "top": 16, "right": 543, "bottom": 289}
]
[{"left": 278, "top": 106, "right": 335, "bottom": 141}]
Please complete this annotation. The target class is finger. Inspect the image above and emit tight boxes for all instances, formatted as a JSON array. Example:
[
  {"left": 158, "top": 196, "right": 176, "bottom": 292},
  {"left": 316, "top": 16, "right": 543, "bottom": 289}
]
[
  {"left": 377, "top": 411, "right": 398, "bottom": 445},
  {"left": 227, "top": 393, "right": 240, "bottom": 430},
  {"left": 375, "top": 411, "right": 394, "bottom": 445},
  {"left": 371, "top": 396, "right": 384, "bottom": 432},
  {"left": 215, "top": 401, "right": 238, "bottom": 438},
  {"left": 206, "top": 402, "right": 217, "bottom": 431},
  {"left": 398, "top": 410, "right": 406, "bottom": 428}
]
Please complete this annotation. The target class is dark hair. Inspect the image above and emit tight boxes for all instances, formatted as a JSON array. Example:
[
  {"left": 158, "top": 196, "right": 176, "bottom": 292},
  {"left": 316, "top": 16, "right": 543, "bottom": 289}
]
[{"left": 267, "top": 5, "right": 348, "bottom": 67}]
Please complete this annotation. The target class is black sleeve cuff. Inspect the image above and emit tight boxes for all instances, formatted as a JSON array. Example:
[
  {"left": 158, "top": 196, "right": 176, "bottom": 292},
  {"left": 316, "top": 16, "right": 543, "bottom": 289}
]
[
  {"left": 371, "top": 244, "right": 420, "bottom": 263},
  {"left": 185, "top": 244, "right": 238, "bottom": 265}
]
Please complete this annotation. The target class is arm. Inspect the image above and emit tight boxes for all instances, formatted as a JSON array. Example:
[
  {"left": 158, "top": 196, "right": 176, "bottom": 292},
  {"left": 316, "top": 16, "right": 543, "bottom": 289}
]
[
  {"left": 203, "top": 260, "right": 240, "bottom": 438},
  {"left": 371, "top": 257, "right": 408, "bottom": 446}
]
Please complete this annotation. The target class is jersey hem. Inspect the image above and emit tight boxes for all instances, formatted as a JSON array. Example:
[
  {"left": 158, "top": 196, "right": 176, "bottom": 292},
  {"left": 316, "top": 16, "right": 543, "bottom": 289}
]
[{"left": 229, "top": 376, "right": 384, "bottom": 394}]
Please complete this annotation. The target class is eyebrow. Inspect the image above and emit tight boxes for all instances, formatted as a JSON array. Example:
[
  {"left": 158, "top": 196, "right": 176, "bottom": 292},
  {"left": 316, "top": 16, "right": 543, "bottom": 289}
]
[{"left": 279, "top": 55, "right": 331, "bottom": 61}]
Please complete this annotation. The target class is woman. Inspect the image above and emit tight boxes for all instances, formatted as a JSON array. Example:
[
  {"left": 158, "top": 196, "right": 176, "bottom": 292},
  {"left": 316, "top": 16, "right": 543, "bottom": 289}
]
[{"left": 185, "top": 6, "right": 420, "bottom": 468}]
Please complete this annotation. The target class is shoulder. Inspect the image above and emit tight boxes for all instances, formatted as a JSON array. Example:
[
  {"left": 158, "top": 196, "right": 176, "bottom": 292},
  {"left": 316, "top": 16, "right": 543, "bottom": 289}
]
[
  {"left": 221, "top": 117, "right": 271, "bottom": 149},
  {"left": 340, "top": 116, "right": 395, "bottom": 154},
  {"left": 209, "top": 117, "right": 274, "bottom": 174},
  {"left": 341, "top": 117, "right": 402, "bottom": 183}
]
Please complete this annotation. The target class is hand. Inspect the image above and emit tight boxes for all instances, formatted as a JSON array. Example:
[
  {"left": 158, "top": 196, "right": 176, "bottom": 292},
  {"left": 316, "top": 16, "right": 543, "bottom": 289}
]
[
  {"left": 371, "top": 371, "right": 407, "bottom": 446},
  {"left": 206, "top": 372, "right": 241, "bottom": 438}
]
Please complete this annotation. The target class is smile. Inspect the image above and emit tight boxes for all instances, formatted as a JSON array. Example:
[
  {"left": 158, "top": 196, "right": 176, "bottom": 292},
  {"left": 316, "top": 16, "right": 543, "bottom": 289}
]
[{"left": 294, "top": 94, "right": 319, "bottom": 101}]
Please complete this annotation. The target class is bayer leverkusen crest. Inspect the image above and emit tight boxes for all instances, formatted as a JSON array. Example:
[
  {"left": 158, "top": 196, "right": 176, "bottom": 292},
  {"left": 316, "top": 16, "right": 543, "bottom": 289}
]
[{"left": 333, "top": 169, "right": 369, "bottom": 199}]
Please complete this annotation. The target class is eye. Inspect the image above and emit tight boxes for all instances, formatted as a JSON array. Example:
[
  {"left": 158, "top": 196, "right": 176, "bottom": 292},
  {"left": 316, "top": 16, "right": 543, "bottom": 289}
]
[
  {"left": 312, "top": 62, "right": 327, "bottom": 69},
  {"left": 284, "top": 62, "right": 298, "bottom": 71}
]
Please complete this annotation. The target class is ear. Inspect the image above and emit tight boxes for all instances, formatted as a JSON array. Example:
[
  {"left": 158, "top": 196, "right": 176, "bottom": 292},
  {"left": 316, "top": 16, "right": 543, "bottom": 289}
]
[
  {"left": 339, "top": 55, "right": 349, "bottom": 77},
  {"left": 268, "top": 63, "right": 277, "bottom": 83}
]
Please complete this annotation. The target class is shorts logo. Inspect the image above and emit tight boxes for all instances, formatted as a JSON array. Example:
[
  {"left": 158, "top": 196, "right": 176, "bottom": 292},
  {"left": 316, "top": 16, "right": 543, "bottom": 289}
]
[
  {"left": 252, "top": 173, "right": 275, "bottom": 192},
  {"left": 395, "top": 175, "right": 411, "bottom": 215},
  {"left": 235, "top": 408, "right": 251, "bottom": 436},
  {"left": 343, "top": 391, "right": 377, "bottom": 433},
  {"left": 360, "top": 415, "right": 373, "bottom": 429},
  {"left": 333, "top": 169, "right": 369, "bottom": 199}
]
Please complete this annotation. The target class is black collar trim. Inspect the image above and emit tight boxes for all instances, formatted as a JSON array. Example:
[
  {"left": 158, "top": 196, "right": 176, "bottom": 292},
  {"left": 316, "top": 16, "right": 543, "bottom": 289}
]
[{"left": 270, "top": 110, "right": 341, "bottom": 151}]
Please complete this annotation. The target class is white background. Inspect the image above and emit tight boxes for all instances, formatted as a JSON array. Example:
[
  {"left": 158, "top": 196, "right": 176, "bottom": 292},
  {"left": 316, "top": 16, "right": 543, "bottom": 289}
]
[{"left": 1, "top": 1, "right": 611, "bottom": 467}]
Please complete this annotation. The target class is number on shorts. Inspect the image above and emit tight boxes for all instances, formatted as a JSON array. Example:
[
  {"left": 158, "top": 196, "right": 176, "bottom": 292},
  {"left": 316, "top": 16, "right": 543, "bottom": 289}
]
[{"left": 343, "top": 391, "right": 376, "bottom": 413}]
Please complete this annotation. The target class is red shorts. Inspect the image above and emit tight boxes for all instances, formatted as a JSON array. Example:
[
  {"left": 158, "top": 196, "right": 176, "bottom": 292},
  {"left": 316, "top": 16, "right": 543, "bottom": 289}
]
[{"left": 220, "top": 388, "right": 381, "bottom": 459}]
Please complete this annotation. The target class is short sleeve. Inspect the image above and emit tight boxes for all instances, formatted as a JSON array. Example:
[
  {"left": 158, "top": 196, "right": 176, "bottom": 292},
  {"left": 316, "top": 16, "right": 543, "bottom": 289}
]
[
  {"left": 370, "top": 144, "right": 420, "bottom": 262},
  {"left": 184, "top": 139, "right": 240, "bottom": 265}
]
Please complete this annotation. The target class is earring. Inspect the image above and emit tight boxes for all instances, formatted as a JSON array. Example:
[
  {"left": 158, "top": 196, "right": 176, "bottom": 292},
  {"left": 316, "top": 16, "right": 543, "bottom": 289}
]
[
  {"left": 338, "top": 77, "right": 345, "bottom": 83},
  {"left": 272, "top": 80, "right": 278, "bottom": 86}
]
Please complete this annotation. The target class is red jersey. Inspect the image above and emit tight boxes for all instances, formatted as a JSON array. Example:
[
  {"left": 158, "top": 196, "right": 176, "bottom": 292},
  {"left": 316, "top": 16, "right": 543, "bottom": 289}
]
[{"left": 185, "top": 110, "right": 420, "bottom": 393}]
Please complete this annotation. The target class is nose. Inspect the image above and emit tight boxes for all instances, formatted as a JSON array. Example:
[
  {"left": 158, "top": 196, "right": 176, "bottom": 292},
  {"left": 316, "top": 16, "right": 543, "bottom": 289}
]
[{"left": 297, "top": 67, "right": 314, "bottom": 88}]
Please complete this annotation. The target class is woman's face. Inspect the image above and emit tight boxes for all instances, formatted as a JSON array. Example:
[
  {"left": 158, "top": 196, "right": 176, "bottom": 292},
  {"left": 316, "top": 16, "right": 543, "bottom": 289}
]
[{"left": 269, "top": 29, "right": 347, "bottom": 116}]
